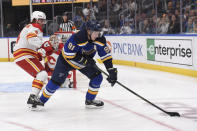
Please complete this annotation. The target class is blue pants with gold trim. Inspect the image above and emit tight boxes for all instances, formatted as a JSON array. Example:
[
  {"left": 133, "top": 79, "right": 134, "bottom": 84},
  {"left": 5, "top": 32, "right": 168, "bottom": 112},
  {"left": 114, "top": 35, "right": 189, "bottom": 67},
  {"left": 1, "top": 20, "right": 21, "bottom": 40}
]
[{"left": 40, "top": 54, "right": 103, "bottom": 103}]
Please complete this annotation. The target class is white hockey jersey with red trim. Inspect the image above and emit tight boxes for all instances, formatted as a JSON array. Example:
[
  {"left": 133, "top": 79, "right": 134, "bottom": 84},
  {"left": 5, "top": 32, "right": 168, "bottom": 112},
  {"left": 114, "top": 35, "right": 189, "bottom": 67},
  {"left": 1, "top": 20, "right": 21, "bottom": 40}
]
[{"left": 13, "top": 23, "right": 43, "bottom": 62}]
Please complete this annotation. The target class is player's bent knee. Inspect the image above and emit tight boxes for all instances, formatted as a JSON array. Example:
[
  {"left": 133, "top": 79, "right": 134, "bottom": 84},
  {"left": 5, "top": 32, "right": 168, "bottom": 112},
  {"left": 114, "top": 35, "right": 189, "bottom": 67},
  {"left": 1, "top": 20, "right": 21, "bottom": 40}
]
[
  {"left": 51, "top": 79, "right": 62, "bottom": 86},
  {"left": 36, "top": 70, "right": 48, "bottom": 82}
]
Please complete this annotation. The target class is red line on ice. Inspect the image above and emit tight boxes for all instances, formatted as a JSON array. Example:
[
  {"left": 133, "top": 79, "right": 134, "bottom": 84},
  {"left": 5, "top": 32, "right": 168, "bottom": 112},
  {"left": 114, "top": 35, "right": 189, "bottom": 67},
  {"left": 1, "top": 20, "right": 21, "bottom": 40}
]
[
  {"left": 0, "top": 120, "right": 39, "bottom": 131},
  {"left": 77, "top": 89, "right": 182, "bottom": 131}
]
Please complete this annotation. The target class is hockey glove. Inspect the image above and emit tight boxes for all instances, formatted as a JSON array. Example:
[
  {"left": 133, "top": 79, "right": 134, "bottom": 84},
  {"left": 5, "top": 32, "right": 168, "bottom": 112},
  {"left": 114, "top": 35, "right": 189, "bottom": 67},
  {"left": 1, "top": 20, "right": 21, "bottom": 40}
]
[
  {"left": 38, "top": 48, "right": 46, "bottom": 57},
  {"left": 86, "top": 57, "right": 96, "bottom": 66},
  {"left": 73, "top": 53, "right": 96, "bottom": 67},
  {"left": 107, "top": 68, "right": 117, "bottom": 86}
]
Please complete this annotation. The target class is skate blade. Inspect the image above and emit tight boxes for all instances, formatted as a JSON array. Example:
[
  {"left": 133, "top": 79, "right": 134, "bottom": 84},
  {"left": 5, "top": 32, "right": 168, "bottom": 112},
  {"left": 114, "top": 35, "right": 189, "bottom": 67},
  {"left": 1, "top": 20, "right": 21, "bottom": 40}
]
[
  {"left": 85, "top": 105, "right": 104, "bottom": 109},
  {"left": 27, "top": 104, "right": 44, "bottom": 111}
]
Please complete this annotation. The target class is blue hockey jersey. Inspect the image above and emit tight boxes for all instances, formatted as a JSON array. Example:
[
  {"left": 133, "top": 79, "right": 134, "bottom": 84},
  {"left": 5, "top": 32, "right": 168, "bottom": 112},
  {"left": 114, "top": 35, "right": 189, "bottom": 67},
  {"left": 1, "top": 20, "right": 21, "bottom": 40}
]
[{"left": 62, "top": 29, "right": 113, "bottom": 69}]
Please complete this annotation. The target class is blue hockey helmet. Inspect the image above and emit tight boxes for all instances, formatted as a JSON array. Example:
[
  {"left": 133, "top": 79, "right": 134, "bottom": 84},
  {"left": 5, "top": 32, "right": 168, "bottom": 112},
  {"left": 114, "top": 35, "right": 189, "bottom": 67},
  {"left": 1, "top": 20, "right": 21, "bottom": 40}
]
[{"left": 86, "top": 20, "right": 102, "bottom": 32}]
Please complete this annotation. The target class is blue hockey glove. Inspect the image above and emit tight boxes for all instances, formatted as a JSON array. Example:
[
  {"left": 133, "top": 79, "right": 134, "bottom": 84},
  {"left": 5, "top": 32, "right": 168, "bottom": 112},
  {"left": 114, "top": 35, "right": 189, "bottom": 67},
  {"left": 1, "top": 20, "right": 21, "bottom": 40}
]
[{"left": 107, "top": 68, "right": 117, "bottom": 86}]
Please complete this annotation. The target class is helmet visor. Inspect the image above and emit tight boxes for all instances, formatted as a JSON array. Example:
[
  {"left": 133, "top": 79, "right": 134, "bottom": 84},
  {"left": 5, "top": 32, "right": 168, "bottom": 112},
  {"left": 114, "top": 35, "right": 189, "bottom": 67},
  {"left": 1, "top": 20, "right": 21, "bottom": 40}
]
[{"left": 37, "top": 19, "right": 47, "bottom": 24}]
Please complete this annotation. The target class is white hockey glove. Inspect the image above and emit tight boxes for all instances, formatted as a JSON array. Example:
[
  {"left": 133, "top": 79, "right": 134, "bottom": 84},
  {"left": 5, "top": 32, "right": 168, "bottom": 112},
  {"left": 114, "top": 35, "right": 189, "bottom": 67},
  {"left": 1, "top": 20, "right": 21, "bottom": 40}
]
[{"left": 38, "top": 48, "right": 46, "bottom": 57}]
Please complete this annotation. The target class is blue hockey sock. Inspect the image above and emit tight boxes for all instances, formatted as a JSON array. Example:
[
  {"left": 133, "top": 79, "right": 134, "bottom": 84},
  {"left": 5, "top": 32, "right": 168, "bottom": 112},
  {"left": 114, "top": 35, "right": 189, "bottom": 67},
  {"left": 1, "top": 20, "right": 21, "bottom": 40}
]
[
  {"left": 86, "top": 74, "right": 102, "bottom": 100},
  {"left": 40, "top": 80, "right": 60, "bottom": 103}
]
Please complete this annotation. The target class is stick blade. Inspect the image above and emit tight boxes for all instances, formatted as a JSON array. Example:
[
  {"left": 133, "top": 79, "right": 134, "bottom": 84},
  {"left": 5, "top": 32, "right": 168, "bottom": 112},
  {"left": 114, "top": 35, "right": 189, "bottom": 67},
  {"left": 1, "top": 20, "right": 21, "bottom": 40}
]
[{"left": 167, "top": 112, "right": 181, "bottom": 117}]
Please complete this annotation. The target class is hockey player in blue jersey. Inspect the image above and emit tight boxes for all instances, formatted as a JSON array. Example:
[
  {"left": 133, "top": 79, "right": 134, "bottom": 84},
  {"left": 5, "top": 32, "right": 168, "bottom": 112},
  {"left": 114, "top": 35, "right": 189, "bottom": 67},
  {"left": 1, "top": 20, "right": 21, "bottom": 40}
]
[{"left": 35, "top": 20, "right": 117, "bottom": 109}]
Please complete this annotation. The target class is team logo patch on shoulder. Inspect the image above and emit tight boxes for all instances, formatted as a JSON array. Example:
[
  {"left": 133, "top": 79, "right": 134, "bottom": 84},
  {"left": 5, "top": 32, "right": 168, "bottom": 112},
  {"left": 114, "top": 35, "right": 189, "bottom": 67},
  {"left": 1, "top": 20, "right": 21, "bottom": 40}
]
[{"left": 104, "top": 46, "right": 110, "bottom": 53}]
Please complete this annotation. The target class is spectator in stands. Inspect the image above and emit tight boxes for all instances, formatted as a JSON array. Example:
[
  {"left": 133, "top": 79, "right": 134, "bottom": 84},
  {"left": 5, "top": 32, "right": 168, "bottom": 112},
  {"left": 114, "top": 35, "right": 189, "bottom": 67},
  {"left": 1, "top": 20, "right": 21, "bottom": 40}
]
[
  {"left": 141, "top": 0, "right": 154, "bottom": 13},
  {"left": 18, "top": 18, "right": 29, "bottom": 31},
  {"left": 4, "top": 23, "right": 17, "bottom": 37},
  {"left": 157, "top": 14, "right": 170, "bottom": 34},
  {"left": 82, "top": 3, "right": 97, "bottom": 21},
  {"left": 174, "top": 9, "right": 180, "bottom": 17},
  {"left": 167, "top": 1, "right": 175, "bottom": 13},
  {"left": 166, "top": 1, "right": 175, "bottom": 19},
  {"left": 101, "top": 19, "right": 115, "bottom": 35},
  {"left": 128, "top": 0, "right": 137, "bottom": 12},
  {"left": 120, "top": 20, "right": 133, "bottom": 34},
  {"left": 185, "top": 17, "right": 195, "bottom": 33},
  {"left": 48, "top": 16, "right": 59, "bottom": 35},
  {"left": 168, "top": 14, "right": 180, "bottom": 34},
  {"left": 82, "top": 3, "right": 91, "bottom": 19},
  {"left": 150, "top": 15, "right": 159, "bottom": 34},
  {"left": 193, "top": 17, "right": 197, "bottom": 33},
  {"left": 156, "top": 0, "right": 164, "bottom": 14},
  {"left": 139, "top": 19, "right": 152, "bottom": 34},
  {"left": 91, "top": 3, "right": 99, "bottom": 20},
  {"left": 79, "top": 8, "right": 91, "bottom": 30},
  {"left": 111, "top": 0, "right": 121, "bottom": 13},
  {"left": 175, "top": 1, "right": 180, "bottom": 9},
  {"left": 147, "top": 9, "right": 156, "bottom": 18},
  {"left": 98, "top": 0, "right": 107, "bottom": 20},
  {"left": 119, "top": 14, "right": 125, "bottom": 28},
  {"left": 189, "top": 10, "right": 195, "bottom": 18}
]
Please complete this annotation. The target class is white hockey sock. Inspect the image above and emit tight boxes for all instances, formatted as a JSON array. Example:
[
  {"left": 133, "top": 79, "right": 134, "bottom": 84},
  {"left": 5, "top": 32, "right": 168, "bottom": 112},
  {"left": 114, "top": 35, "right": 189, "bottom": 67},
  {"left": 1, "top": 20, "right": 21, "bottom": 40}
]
[{"left": 32, "top": 87, "right": 41, "bottom": 96}]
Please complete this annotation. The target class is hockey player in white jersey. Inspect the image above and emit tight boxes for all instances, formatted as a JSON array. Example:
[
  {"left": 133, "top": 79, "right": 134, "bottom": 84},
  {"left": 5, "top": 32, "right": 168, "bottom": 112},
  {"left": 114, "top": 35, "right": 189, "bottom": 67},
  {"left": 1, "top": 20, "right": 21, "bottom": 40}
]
[{"left": 13, "top": 11, "right": 49, "bottom": 109}]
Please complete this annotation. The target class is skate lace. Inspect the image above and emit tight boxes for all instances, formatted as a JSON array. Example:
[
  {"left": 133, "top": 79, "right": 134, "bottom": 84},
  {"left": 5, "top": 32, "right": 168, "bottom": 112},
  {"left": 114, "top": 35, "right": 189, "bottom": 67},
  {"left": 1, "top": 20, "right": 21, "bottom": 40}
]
[{"left": 31, "top": 95, "right": 41, "bottom": 102}]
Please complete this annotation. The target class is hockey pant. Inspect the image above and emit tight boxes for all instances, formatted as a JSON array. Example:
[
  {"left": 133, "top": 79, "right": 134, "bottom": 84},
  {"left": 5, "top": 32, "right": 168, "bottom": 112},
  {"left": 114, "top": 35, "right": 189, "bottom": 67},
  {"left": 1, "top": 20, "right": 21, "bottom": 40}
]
[
  {"left": 45, "top": 62, "right": 72, "bottom": 87},
  {"left": 40, "top": 54, "right": 103, "bottom": 103},
  {"left": 16, "top": 58, "right": 48, "bottom": 95}
]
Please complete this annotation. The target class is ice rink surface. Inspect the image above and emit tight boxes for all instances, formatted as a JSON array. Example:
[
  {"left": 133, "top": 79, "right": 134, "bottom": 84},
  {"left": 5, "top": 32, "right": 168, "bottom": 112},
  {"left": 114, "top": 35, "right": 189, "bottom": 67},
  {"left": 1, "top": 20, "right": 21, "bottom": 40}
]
[{"left": 0, "top": 62, "right": 197, "bottom": 131}]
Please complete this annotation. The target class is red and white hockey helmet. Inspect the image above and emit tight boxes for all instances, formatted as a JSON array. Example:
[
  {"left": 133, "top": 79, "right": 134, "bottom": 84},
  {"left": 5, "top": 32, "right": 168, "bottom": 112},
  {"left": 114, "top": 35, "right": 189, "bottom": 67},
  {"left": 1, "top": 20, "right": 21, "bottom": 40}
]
[
  {"left": 49, "top": 35, "right": 60, "bottom": 50},
  {"left": 31, "top": 11, "right": 46, "bottom": 23}
]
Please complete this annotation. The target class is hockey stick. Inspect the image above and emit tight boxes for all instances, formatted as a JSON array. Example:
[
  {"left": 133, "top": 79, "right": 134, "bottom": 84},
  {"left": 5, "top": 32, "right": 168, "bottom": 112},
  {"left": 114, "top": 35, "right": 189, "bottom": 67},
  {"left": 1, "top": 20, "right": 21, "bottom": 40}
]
[{"left": 95, "top": 65, "right": 180, "bottom": 117}]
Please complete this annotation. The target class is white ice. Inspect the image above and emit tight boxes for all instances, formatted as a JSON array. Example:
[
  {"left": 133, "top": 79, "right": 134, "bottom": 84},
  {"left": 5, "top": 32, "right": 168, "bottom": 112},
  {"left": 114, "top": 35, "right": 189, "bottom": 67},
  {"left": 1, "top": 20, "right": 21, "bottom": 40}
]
[{"left": 0, "top": 62, "right": 197, "bottom": 131}]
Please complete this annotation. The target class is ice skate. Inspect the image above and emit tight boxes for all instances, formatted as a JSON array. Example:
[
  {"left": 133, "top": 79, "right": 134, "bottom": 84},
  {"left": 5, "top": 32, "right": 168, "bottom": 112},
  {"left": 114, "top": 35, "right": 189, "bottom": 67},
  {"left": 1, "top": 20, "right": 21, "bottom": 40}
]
[
  {"left": 27, "top": 94, "right": 44, "bottom": 111},
  {"left": 85, "top": 99, "right": 104, "bottom": 109}
]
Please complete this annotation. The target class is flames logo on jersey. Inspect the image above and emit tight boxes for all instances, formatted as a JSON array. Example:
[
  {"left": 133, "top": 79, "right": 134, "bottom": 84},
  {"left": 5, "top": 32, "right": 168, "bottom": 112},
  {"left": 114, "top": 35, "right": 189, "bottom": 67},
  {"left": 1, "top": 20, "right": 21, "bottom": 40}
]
[{"left": 46, "top": 53, "right": 59, "bottom": 70}]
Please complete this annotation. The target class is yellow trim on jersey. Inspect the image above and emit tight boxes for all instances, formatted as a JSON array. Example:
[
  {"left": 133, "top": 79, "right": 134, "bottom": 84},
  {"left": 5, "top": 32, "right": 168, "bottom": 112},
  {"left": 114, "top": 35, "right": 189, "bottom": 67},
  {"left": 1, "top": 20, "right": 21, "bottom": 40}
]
[
  {"left": 14, "top": 53, "right": 36, "bottom": 60},
  {"left": 14, "top": 48, "right": 37, "bottom": 54},
  {"left": 62, "top": 49, "right": 76, "bottom": 59},
  {"left": 78, "top": 41, "right": 88, "bottom": 46},
  {"left": 43, "top": 91, "right": 51, "bottom": 98},
  {"left": 66, "top": 59, "right": 81, "bottom": 69},
  {"left": 101, "top": 56, "right": 112, "bottom": 62},
  {"left": 13, "top": 49, "right": 38, "bottom": 60},
  {"left": 62, "top": 51, "right": 81, "bottom": 69},
  {"left": 25, "top": 58, "right": 40, "bottom": 72},
  {"left": 26, "top": 33, "right": 37, "bottom": 39},
  {"left": 88, "top": 90, "right": 98, "bottom": 95},
  {"left": 94, "top": 41, "right": 105, "bottom": 46}
]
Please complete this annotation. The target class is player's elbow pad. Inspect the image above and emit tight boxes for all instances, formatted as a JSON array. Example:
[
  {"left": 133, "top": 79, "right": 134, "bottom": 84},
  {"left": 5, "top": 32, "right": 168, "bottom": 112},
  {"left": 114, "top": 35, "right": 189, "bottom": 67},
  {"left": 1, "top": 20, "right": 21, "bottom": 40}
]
[{"left": 28, "top": 37, "right": 42, "bottom": 48}]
